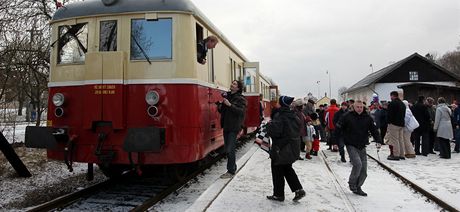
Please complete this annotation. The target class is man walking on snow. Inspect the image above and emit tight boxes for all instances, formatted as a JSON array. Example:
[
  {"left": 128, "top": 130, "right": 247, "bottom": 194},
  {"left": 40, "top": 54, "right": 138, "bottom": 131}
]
[{"left": 336, "top": 100, "right": 381, "bottom": 196}]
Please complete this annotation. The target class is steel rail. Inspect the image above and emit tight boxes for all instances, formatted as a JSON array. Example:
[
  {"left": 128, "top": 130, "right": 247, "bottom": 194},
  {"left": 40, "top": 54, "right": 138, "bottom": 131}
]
[
  {"left": 27, "top": 179, "right": 114, "bottom": 212},
  {"left": 367, "top": 154, "right": 459, "bottom": 212}
]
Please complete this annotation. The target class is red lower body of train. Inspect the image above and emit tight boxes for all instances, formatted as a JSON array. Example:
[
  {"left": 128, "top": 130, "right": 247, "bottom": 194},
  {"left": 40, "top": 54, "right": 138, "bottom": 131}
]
[{"left": 25, "top": 82, "right": 262, "bottom": 175}]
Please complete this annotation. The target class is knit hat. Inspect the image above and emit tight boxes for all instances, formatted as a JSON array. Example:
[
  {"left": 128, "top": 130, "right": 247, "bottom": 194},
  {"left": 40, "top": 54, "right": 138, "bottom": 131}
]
[
  {"left": 341, "top": 101, "right": 348, "bottom": 106},
  {"left": 293, "top": 98, "right": 304, "bottom": 107},
  {"left": 279, "top": 96, "right": 294, "bottom": 107}
]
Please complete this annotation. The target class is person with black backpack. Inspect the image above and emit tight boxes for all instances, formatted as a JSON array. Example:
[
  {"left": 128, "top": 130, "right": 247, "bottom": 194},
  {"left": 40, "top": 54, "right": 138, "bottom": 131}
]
[{"left": 266, "top": 96, "right": 305, "bottom": 202}]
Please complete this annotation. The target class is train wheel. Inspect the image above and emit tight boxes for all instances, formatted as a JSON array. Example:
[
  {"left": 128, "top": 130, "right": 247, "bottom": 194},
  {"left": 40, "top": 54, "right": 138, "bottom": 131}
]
[{"left": 98, "top": 164, "right": 130, "bottom": 178}]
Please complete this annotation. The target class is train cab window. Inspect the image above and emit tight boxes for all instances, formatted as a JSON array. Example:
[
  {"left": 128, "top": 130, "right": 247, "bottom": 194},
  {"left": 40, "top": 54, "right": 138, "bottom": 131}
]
[
  {"left": 99, "top": 20, "right": 117, "bottom": 51},
  {"left": 130, "top": 18, "right": 172, "bottom": 61},
  {"left": 57, "top": 23, "right": 88, "bottom": 64}
]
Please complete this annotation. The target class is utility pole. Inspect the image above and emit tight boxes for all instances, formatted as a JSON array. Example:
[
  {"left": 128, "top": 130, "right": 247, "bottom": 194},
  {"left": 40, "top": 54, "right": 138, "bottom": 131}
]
[
  {"left": 316, "top": 81, "right": 320, "bottom": 99},
  {"left": 326, "top": 70, "right": 331, "bottom": 98}
]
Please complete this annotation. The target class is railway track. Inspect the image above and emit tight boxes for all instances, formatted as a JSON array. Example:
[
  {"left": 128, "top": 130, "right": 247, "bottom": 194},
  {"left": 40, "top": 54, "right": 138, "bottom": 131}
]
[
  {"left": 27, "top": 136, "right": 254, "bottom": 212},
  {"left": 320, "top": 149, "right": 459, "bottom": 212},
  {"left": 366, "top": 154, "right": 459, "bottom": 212}
]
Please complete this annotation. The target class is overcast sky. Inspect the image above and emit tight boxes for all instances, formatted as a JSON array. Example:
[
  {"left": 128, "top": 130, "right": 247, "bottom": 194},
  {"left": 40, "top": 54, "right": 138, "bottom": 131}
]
[{"left": 190, "top": 0, "right": 460, "bottom": 99}]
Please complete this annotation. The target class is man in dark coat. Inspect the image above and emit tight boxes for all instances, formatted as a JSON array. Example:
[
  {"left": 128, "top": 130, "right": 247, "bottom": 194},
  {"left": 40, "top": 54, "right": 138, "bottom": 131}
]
[
  {"left": 217, "top": 80, "right": 247, "bottom": 178},
  {"left": 375, "top": 101, "right": 388, "bottom": 144},
  {"left": 336, "top": 100, "right": 381, "bottom": 196},
  {"left": 197, "top": 35, "right": 218, "bottom": 64},
  {"left": 386, "top": 91, "right": 405, "bottom": 160},
  {"left": 333, "top": 101, "right": 349, "bottom": 162},
  {"left": 411, "top": 96, "right": 431, "bottom": 156},
  {"left": 266, "top": 96, "right": 305, "bottom": 202}
]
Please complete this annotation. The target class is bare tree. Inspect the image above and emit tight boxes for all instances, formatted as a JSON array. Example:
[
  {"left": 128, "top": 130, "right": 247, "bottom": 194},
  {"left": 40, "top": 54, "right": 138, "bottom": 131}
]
[
  {"left": 337, "top": 86, "right": 348, "bottom": 102},
  {"left": 0, "top": 0, "right": 69, "bottom": 125},
  {"left": 437, "top": 46, "right": 460, "bottom": 77}
]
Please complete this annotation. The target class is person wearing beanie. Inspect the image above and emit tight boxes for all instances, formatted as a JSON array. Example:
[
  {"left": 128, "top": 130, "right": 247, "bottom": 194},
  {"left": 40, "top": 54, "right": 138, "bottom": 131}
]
[
  {"left": 266, "top": 95, "right": 305, "bottom": 202},
  {"left": 293, "top": 98, "right": 308, "bottom": 156}
]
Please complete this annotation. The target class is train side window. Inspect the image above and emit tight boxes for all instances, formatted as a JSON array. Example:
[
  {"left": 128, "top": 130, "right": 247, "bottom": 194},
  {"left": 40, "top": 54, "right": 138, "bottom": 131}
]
[
  {"left": 196, "top": 24, "right": 203, "bottom": 45},
  {"left": 99, "top": 20, "right": 117, "bottom": 51},
  {"left": 57, "top": 23, "right": 88, "bottom": 64},
  {"left": 130, "top": 18, "right": 172, "bottom": 61}
]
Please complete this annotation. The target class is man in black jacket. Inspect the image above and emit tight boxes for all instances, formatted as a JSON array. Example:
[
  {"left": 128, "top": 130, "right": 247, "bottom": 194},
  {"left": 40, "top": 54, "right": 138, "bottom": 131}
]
[
  {"left": 266, "top": 96, "right": 305, "bottom": 202},
  {"left": 197, "top": 35, "right": 218, "bottom": 64},
  {"left": 217, "top": 80, "right": 247, "bottom": 178},
  {"left": 411, "top": 96, "right": 431, "bottom": 156},
  {"left": 386, "top": 91, "right": 406, "bottom": 160},
  {"left": 333, "top": 101, "right": 349, "bottom": 162},
  {"left": 336, "top": 100, "right": 381, "bottom": 196}
]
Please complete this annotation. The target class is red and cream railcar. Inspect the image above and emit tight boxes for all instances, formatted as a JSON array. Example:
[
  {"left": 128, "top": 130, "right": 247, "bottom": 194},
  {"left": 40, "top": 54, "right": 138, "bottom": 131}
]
[{"left": 25, "top": 0, "right": 274, "bottom": 176}]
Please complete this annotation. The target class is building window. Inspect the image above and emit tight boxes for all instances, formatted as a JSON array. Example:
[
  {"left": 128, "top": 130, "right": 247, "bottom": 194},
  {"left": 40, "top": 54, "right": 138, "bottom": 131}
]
[
  {"left": 130, "top": 18, "right": 172, "bottom": 60},
  {"left": 409, "top": 71, "right": 418, "bottom": 81}
]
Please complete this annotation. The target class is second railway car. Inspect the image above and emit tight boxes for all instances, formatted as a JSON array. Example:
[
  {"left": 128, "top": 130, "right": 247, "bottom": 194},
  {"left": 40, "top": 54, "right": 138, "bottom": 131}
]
[{"left": 25, "top": 0, "right": 277, "bottom": 177}]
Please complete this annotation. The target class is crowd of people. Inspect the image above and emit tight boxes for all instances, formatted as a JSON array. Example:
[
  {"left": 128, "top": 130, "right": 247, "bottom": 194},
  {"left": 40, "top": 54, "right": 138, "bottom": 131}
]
[{"left": 261, "top": 91, "right": 460, "bottom": 200}]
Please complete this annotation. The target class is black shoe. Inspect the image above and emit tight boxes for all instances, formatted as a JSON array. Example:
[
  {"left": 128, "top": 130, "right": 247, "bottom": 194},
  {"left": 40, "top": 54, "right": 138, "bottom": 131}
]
[
  {"left": 399, "top": 156, "right": 405, "bottom": 160},
  {"left": 297, "top": 157, "right": 304, "bottom": 160},
  {"left": 353, "top": 188, "right": 368, "bottom": 196},
  {"left": 387, "top": 155, "right": 400, "bottom": 161},
  {"left": 267, "top": 195, "right": 284, "bottom": 202},
  {"left": 415, "top": 152, "right": 421, "bottom": 155},
  {"left": 340, "top": 156, "right": 346, "bottom": 163},
  {"left": 293, "top": 189, "right": 306, "bottom": 201},
  {"left": 421, "top": 154, "right": 428, "bottom": 156},
  {"left": 429, "top": 151, "right": 436, "bottom": 154},
  {"left": 349, "top": 185, "right": 357, "bottom": 192}
]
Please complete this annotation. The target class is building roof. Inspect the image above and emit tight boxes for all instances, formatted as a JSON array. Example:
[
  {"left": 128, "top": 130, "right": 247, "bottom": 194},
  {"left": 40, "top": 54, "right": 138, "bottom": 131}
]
[{"left": 342, "top": 53, "right": 460, "bottom": 94}]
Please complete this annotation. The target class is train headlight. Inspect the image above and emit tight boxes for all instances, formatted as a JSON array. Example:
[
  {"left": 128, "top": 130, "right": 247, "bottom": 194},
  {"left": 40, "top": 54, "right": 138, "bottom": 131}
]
[
  {"left": 147, "top": 106, "right": 159, "bottom": 117},
  {"left": 145, "top": 90, "right": 160, "bottom": 105},
  {"left": 52, "top": 93, "right": 65, "bottom": 107},
  {"left": 55, "top": 107, "right": 64, "bottom": 117}
]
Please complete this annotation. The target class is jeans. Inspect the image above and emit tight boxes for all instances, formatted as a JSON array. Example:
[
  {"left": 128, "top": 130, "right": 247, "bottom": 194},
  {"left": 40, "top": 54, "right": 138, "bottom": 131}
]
[
  {"left": 346, "top": 145, "right": 367, "bottom": 189},
  {"left": 223, "top": 131, "right": 238, "bottom": 174},
  {"left": 338, "top": 136, "right": 345, "bottom": 157}
]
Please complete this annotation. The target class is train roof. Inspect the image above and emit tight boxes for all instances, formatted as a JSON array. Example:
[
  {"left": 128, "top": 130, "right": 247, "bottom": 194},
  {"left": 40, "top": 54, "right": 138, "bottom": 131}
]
[{"left": 53, "top": 0, "right": 249, "bottom": 61}]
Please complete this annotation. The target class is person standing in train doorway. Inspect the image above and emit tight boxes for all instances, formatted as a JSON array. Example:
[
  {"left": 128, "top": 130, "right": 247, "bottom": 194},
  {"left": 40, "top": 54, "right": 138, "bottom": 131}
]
[
  {"left": 197, "top": 35, "right": 219, "bottom": 64},
  {"left": 266, "top": 96, "right": 306, "bottom": 202},
  {"left": 217, "top": 80, "right": 247, "bottom": 178},
  {"left": 336, "top": 100, "right": 381, "bottom": 196}
]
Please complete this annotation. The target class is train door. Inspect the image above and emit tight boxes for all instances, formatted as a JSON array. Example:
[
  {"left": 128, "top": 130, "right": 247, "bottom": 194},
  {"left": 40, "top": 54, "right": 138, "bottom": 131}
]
[{"left": 84, "top": 18, "right": 125, "bottom": 130}]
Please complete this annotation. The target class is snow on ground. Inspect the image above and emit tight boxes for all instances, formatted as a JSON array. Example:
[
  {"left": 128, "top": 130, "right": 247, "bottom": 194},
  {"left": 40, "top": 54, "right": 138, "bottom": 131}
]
[
  {"left": 366, "top": 143, "right": 460, "bottom": 209},
  {"left": 2, "top": 120, "right": 458, "bottom": 211},
  {"left": 156, "top": 142, "right": 459, "bottom": 211}
]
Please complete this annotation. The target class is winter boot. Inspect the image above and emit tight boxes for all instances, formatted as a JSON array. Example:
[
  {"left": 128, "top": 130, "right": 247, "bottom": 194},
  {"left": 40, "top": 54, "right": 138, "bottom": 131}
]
[
  {"left": 293, "top": 189, "right": 306, "bottom": 201},
  {"left": 305, "top": 153, "right": 312, "bottom": 160},
  {"left": 340, "top": 155, "right": 346, "bottom": 163}
]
